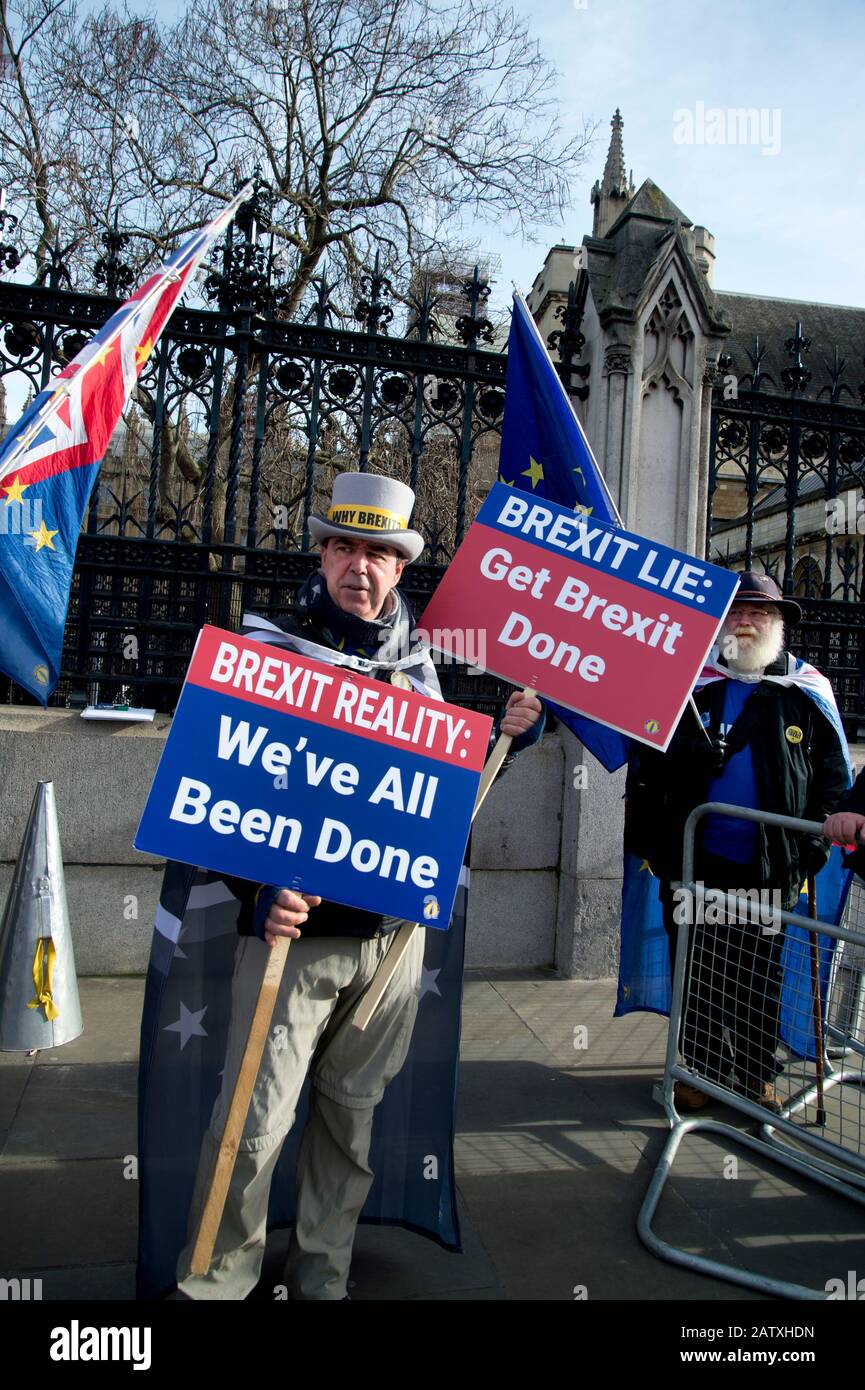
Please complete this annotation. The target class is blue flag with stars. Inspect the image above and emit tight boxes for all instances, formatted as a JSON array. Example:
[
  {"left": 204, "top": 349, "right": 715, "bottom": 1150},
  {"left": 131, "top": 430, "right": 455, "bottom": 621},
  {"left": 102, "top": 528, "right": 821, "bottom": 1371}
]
[
  {"left": 615, "top": 845, "right": 853, "bottom": 1064},
  {"left": 136, "top": 860, "right": 467, "bottom": 1297},
  {"left": 498, "top": 292, "right": 629, "bottom": 771},
  {"left": 498, "top": 293, "right": 619, "bottom": 522}
]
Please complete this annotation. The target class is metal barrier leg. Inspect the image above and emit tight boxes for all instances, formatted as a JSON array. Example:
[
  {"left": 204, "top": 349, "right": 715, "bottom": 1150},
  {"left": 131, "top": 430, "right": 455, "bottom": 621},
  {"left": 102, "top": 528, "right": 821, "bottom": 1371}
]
[
  {"left": 639, "top": 803, "right": 865, "bottom": 1298},
  {"left": 761, "top": 1067, "right": 865, "bottom": 1192},
  {"left": 637, "top": 1117, "right": 865, "bottom": 1300}
]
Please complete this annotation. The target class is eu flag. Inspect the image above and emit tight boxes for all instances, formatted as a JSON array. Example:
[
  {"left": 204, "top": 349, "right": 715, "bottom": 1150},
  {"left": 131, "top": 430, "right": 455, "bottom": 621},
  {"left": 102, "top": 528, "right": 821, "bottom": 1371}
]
[
  {"left": 615, "top": 844, "right": 853, "bottom": 1064},
  {"left": 0, "top": 184, "right": 253, "bottom": 703},
  {"left": 498, "top": 292, "right": 629, "bottom": 771},
  {"left": 137, "top": 861, "right": 467, "bottom": 1298},
  {"left": 498, "top": 293, "right": 618, "bottom": 522}
]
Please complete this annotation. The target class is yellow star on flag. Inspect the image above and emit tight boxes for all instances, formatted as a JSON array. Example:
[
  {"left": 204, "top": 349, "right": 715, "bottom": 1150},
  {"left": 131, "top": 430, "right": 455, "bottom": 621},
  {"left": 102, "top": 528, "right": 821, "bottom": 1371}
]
[
  {"left": 92, "top": 339, "right": 114, "bottom": 368},
  {"left": 29, "top": 520, "right": 59, "bottom": 552},
  {"left": 522, "top": 455, "right": 544, "bottom": 489},
  {"left": 3, "top": 477, "right": 28, "bottom": 504},
  {"left": 135, "top": 338, "right": 154, "bottom": 370},
  {"left": 496, "top": 473, "right": 514, "bottom": 486}
]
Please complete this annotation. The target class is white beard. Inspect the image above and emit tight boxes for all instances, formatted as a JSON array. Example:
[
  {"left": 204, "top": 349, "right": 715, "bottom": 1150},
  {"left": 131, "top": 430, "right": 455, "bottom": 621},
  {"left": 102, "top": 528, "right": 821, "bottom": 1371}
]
[{"left": 722, "top": 614, "right": 785, "bottom": 675}]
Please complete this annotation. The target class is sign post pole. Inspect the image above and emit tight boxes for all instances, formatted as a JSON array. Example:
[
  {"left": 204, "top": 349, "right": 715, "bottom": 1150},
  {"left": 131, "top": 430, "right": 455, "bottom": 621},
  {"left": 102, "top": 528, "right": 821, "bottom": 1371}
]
[
  {"left": 189, "top": 935, "right": 291, "bottom": 1276},
  {"left": 350, "top": 689, "right": 535, "bottom": 1034}
]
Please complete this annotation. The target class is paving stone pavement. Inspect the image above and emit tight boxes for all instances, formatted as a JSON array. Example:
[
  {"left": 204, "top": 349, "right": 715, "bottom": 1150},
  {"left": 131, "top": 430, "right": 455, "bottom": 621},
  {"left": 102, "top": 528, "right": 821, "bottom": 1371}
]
[{"left": 1, "top": 970, "right": 864, "bottom": 1302}]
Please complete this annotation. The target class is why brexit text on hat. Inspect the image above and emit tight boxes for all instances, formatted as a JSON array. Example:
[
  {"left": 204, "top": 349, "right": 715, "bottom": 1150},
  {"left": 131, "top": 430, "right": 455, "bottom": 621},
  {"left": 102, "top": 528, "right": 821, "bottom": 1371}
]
[
  {"left": 419, "top": 483, "right": 740, "bottom": 752},
  {"left": 134, "top": 626, "right": 492, "bottom": 926}
]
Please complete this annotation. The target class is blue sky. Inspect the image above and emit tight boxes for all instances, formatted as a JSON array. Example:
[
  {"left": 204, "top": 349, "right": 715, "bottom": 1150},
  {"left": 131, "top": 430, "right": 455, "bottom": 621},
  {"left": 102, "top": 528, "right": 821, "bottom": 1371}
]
[
  {"left": 469, "top": 0, "right": 865, "bottom": 313},
  {"left": 76, "top": 0, "right": 865, "bottom": 317}
]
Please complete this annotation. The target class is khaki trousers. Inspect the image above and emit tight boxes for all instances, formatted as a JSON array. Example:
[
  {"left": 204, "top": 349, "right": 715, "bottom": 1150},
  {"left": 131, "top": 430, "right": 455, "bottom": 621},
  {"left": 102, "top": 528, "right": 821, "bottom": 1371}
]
[{"left": 176, "top": 925, "right": 424, "bottom": 1300}]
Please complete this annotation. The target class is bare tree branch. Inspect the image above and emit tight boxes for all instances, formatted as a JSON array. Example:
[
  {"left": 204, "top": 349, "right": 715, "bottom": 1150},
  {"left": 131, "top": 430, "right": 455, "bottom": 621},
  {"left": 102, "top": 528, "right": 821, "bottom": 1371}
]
[{"left": 1, "top": 0, "right": 594, "bottom": 305}]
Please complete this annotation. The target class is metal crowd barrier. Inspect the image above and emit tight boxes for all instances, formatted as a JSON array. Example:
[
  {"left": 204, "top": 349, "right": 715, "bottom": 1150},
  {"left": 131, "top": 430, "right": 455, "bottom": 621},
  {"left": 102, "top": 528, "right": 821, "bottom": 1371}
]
[{"left": 637, "top": 802, "right": 865, "bottom": 1300}]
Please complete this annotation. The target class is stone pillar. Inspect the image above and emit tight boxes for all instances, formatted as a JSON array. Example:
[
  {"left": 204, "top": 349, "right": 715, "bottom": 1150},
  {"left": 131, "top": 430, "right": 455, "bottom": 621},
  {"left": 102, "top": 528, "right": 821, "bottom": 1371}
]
[
  {"left": 601, "top": 344, "right": 633, "bottom": 515},
  {"left": 554, "top": 727, "right": 627, "bottom": 977},
  {"left": 552, "top": 265, "right": 727, "bottom": 978}
]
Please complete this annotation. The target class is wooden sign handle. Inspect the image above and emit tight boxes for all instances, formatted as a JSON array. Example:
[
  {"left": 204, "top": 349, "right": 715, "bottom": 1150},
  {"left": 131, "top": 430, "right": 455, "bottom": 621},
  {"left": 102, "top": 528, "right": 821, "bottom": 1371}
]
[
  {"left": 807, "top": 877, "right": 827, "bottom": 1128},
  {"left": 351, "top": 920, "right": 419, "bottom": 1032},
  {"left": 351, "top": 688, "right": 536, "bottom": 1033},
  {"left": 189, "top": 935, "right": 291, "bottom": 1276}
]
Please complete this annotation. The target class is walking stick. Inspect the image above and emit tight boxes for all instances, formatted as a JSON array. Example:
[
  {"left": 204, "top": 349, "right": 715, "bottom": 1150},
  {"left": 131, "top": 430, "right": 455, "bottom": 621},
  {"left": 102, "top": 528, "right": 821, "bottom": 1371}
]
[
  {"left": 350, "top": 691, "right": 534, "bottom": 1032},
  {"left": 807, "top": 877, "right": 827, "bottom": 1127},
  {"left": 689, "top": 695, "right": 713, "bottom": 742}
]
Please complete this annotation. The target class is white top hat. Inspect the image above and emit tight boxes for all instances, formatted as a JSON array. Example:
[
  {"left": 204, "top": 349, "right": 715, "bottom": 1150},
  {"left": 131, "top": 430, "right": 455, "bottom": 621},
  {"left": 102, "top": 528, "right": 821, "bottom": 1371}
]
[{"left": 308, "top": 472, "right": 425, "bottom": 562}]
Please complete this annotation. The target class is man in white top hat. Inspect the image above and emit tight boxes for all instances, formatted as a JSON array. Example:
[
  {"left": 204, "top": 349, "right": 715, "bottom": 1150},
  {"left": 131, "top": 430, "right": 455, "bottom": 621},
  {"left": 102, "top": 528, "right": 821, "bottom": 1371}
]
[{"left": 172, "top": 471, "right": 543, "bottom": 1300}]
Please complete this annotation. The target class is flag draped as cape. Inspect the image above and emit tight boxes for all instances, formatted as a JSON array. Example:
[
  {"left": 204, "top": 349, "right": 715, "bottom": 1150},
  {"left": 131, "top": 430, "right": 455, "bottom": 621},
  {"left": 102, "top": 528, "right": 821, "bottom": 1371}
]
[{"left": 136, "top": 861, "right": 467, "bottom": 1299}]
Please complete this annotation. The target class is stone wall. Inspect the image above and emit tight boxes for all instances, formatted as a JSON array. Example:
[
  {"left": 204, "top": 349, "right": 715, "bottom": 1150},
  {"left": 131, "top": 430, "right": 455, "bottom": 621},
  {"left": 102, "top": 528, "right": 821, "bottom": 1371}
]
[
  {"left": 0, "top": 710, "right": 614, "bottom": 976},
  {"left": 2, "top": 708, "right": 857, "bottom": 978},
  {"left": 0, "top": 709, "right": 170, "bottom": 975}
]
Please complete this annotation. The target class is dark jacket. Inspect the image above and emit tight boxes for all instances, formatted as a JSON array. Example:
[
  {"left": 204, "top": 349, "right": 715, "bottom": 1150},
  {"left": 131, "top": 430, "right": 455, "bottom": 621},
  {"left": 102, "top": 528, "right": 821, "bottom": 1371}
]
[{"left": 625, "top": 654, "right": 849, "bottom": 904}]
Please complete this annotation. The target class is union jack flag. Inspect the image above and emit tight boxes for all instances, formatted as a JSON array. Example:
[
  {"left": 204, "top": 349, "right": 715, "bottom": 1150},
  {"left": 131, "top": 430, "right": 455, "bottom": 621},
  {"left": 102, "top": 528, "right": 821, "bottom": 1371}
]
[{"left": 0, "top": 183, "right": 253, "bottom": 702}]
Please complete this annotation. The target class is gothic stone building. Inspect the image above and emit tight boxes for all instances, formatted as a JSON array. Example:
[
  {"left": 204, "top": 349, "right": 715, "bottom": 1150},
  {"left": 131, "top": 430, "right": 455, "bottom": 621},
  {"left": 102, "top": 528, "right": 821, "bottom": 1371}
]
[{"left": 527, "top": 110, "right": 865, "bottom": 608}]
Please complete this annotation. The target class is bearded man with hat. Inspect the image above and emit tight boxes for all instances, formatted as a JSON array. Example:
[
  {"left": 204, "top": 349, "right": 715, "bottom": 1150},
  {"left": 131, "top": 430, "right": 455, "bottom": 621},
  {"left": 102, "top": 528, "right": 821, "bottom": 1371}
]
[
  {"left": 625, "top": 570, "right": 849, "bottom": 1114},
  {"left": 167, "top": 471, "right": 543, "bottom": 1300}
]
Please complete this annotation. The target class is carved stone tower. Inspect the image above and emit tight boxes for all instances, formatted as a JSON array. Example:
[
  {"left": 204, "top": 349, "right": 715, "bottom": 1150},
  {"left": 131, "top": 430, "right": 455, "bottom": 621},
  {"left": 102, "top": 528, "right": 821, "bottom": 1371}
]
[{"left": 590, "top": 109, "right": 635, "bottom": 239}]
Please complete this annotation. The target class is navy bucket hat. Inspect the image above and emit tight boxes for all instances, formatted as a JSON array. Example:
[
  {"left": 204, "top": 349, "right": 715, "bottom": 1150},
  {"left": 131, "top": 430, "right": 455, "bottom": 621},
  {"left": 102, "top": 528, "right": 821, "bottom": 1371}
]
[{"left": 730, "top": 570, "right": 802, "bottom": 627}]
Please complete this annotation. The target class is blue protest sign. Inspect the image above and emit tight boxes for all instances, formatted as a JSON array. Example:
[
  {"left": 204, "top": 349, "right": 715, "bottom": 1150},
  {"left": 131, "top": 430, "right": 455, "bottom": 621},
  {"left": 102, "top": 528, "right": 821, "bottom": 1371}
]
[{"left": 134, "top": 626, "right": 492, "bottom": 927}]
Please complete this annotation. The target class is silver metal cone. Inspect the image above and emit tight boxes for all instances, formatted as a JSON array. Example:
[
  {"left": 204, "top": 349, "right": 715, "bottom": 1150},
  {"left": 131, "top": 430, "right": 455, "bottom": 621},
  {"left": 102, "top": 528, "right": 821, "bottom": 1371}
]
[{"left": 0, "top": 781, "right": 83, "bottom": 1050}]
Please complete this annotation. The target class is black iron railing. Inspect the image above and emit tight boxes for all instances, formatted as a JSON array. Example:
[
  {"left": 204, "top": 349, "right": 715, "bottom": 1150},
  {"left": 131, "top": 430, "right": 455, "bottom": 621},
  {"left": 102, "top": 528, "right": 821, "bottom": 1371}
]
[
  {"left": 708, "top": 332, "right": 865, "bottom": 735},
  {"left": 0, "top": 190, "right": 522, "bottom": 714}
]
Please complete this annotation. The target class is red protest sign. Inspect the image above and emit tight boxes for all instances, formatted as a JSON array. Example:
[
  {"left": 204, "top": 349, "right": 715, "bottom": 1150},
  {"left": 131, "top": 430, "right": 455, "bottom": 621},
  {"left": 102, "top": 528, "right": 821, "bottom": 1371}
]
[{"left": 418, "top": 484, "right": 739, "bottom": 751}]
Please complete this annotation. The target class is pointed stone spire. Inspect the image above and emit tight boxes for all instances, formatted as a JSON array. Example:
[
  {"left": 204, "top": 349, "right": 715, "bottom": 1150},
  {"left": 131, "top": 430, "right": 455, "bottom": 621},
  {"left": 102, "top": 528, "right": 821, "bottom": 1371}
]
[
  {"left": 591, "top": 109, "right": 636, "bottom": 238},
  {"left": 602, "top": 108, "right": 627, "bottom": 193}
]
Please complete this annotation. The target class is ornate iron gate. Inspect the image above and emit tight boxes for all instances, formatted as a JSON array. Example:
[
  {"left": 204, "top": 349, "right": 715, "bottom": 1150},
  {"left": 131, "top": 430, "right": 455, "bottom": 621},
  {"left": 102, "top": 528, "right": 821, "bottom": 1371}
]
[
  {"left": 708, "top": 326, "right": 865, "bottom": 737},
  {"left": 0, "top": 193, "right": 517, "bottom": 715}
]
